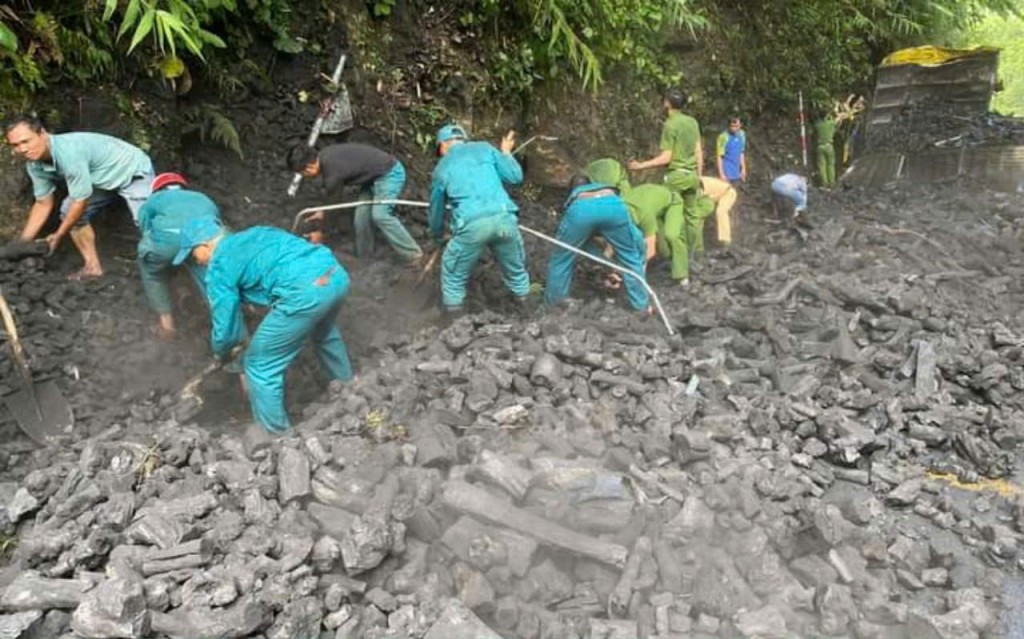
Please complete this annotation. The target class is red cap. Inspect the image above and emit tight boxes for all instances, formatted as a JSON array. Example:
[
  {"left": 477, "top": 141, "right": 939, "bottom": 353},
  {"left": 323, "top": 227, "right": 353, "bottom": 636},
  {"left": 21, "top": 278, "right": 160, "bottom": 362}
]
[{"left": 151, "top": 172, "right": 188, "bottom": 193}]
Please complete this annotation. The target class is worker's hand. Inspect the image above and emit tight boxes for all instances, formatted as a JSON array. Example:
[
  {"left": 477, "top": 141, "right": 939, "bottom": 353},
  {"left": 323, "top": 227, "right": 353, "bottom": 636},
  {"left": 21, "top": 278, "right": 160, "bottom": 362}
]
[
  {"left": 500, "top": 129, "right": 517, "bottom": 155},
  {"left": 627, "top": 159, "right": 643, "bottom": 171},
  {"left": 43, "top": 233, "right": 61, "bottom": 255}
]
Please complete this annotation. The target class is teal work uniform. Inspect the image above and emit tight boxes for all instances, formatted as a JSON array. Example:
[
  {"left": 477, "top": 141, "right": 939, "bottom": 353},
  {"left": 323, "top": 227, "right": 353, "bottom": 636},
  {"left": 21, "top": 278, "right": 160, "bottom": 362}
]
[
  {"left": 815, "top": 118, "right": 837, "bottom": 186},
  {"left": 136, "top": 187, "right": 221, "bottom": 315},
  {"left": 545, "top": 184, "right": 649, "bottom": 311},
  {"left": 204, "top": 227, "right": 353, "bottom": 432},
  {"left": 429, "top": 141, "right": 530, "bottom": 310},
  {"left": 26, "top": 132, "right": 154, "bottom": 222}
]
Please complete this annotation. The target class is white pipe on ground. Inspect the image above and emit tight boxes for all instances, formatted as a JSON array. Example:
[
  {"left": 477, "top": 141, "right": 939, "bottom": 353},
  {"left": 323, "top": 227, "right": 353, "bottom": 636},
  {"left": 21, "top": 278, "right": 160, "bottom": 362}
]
[{"left": 291, "top": 200, "right": 676, "bottom": 335}]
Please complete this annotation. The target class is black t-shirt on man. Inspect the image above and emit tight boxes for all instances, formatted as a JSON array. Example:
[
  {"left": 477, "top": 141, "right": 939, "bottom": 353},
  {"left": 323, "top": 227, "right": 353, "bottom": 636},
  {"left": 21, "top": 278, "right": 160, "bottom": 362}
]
[{"left": 318, "top": 143, "right": 397, "bottom": 192}]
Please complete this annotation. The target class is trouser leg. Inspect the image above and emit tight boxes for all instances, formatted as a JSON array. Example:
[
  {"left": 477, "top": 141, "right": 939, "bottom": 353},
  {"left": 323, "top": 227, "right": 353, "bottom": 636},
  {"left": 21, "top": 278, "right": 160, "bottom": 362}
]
[
  {"left": 353, "top": 188, "right": 374, "bottom": 257},
  {"left": 716, "top": 187, "right": 736, "bottom": 244},
  {"left": 544, "top": 214, "right": 591, "bottom": 306},
  {"left": 370, "top": 163, "right": 422, "bottom": 261},
  {"left": 440, "top": 231, "right": 484, "bottom": 310},
  {"left": 661, "top": 199, "right": 688, "bottom": 280},
  {"left": 487, "top": 217, "right": 530, "bottom": 298},
  {"left": 603, "top": 223, "right": 649, "bottom": 310},
  {"left": 244, "top": 307, "right": 315, "bottom": 432}
]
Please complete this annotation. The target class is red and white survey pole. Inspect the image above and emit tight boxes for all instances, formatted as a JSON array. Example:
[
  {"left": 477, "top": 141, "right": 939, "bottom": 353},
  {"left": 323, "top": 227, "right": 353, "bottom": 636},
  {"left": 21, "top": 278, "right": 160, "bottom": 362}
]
[{"left": 798, "top": 91, "right": 808, "bottom": 167}]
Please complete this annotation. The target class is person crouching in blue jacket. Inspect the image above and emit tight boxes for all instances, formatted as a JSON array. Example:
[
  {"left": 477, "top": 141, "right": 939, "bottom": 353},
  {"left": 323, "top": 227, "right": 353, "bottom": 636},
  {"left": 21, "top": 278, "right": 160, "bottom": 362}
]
[
  {"left": 428, "top": 124, "right": 531, "bottom": 315},
  {"left": 174, "top": 219, "right": 354, "bottom": 433},
  {"left": 545, "top": 176, "right": 651, "bottom": 315},
  {"left": 137, "top": 172, "right": 224, "bottom": 341}
]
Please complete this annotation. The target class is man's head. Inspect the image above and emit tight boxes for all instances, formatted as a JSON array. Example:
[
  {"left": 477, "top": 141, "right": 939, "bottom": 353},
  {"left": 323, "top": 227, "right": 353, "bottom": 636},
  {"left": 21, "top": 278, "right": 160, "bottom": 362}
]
[
  {"left": 5, "top": 114, "right": 49, "bottom": 162},
  {"left": 436, "top": 124, "right": 467, "bottom": 157},
  {"left": 174, "top": 218, "right": 225, "bottom": 266},
  {"left": 151, "top": 172, "right": 188, "bottom": 193},
  {"left": 287, "top": 144, "right": 320, "bottom": 177},
  {"left": 728, "top": 116, "right": 743, "bottom": 133},
  {"left": 663, "top": 88, "right": 687, "bottom": 113}
]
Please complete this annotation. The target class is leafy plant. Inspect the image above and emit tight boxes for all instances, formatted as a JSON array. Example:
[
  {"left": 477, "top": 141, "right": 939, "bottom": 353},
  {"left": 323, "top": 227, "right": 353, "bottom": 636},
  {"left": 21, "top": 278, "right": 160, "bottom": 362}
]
[
  {"left": 181, "top": 103, "right": 244, "bottom": 158},
  {"left": 102, "top": 0, "right": 227, "bottom": 79},
  {"left": 408, "top": 103, "right": 448, "bottom": 152},
  {"left": 371, "top": 0, "right": 398, "bottom": 18},
  {"left": 0, "top": 18, "right": 18, "bottom": 54}
]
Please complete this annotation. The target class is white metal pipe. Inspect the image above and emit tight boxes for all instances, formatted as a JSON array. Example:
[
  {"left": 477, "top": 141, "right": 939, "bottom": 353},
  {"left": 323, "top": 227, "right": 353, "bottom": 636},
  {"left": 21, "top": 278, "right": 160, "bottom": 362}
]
[
  {"left": 292, "top": 199, "right": 676, "bottom": 336},
  {"left": 517, "top": 224, "right": 675, "bottom": 336},
  {"left": 293, "top": 199, "right": 429, "bottom": 231}
]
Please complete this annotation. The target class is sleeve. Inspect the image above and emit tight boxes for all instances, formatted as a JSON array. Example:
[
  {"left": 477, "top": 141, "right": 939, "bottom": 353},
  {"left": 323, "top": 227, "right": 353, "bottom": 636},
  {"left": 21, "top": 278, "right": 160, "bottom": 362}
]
[
  {"left": 26, "top": 164, "right": 57, "bottom": 200},
  {"left": 206, "top": 265, "right": 245, "bottom": 358},
  {"left": 639, "top": 211, "right": 659, "bottom": 238},
  {"left": 739, "top": 132, "right": 747, "bottom": 153},
  {"left": 659, "top": 121, "right": 676, "bottom": 152},
  {"left": 428, "top": 169, "right": 448, "bottom": 240},
  {"left": 493, "top": 146, "right": 523, "bottom": 185},
  {"left": 716, "top": 132, "right": 727, "bottom": 158}
]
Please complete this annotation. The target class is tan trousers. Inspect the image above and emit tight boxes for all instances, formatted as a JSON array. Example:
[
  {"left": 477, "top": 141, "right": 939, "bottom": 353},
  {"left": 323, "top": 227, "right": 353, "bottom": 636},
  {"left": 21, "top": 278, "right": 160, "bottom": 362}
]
[{"left": 700, "top": 177, "right": 737, "bottom": 244}]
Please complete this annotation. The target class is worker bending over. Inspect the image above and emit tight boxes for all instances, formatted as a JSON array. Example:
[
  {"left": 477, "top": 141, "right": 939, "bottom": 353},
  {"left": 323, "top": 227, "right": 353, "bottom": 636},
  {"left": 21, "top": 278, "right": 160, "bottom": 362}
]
[
  {"left": 137, "top": 172, "right": 229, "bottom": 340},
  {"left": 429, "top": 124, "right": 530, "bottom": 315},
  {"left": 699, "top": 176, "right": 737, "bottom": 245},
  {"left": 174, "top": 220, "right": 354, "bottom": 433},
  {"left": 771, "top": 173, "right": 809, "bottom": 224},
  {"left": 288, "top": 142, "right": 423, "bottom": 265},
  {"left": 545, "top": 177, "right": 650, "bottom": 314},
  {"left": 586, "top": 158, "right": 688, "bottom": 285},
  {"left": 5, "top": 113, "right": 154, "bottom": 280}
]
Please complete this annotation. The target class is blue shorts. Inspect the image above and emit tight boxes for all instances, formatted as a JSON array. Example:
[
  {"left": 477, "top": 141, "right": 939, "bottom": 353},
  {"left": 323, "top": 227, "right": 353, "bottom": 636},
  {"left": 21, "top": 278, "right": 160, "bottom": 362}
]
[{"left": 59, "top": 172, "right": 155, "bottom": 226}]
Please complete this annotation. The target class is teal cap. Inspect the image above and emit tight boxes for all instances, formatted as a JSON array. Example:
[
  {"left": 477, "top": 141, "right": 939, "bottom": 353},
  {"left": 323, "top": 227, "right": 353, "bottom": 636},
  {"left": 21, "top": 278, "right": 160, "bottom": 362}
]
[
  {"left": 173, "top": 218, "right": 224, "bottom": 265},
  {"left": 436, "top": 124, "right": 468, "bottom": 144}
]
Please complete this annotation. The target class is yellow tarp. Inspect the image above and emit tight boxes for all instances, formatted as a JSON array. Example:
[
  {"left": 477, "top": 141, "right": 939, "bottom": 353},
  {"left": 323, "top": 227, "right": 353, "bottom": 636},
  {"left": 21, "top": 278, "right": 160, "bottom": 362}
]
[{"left": 881, "top": 45, "right": 1000, "bottom": 68}]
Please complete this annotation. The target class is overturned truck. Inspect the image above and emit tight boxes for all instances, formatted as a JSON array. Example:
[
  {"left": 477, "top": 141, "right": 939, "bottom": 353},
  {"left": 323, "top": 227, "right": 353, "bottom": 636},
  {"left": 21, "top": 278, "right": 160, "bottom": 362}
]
[{"left": 844, "top": 45, "right": 1024, "bottom": 192}]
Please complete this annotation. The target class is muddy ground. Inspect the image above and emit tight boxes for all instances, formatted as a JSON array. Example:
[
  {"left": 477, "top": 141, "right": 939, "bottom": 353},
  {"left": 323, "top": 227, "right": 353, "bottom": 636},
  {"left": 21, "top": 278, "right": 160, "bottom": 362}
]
[{"left": 3, "top": 69, "right": 1024, "bottom": 637}]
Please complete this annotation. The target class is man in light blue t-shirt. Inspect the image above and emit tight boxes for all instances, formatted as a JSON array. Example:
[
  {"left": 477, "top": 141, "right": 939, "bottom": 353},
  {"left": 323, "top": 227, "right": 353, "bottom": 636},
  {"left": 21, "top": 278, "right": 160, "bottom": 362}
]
[{"left": 5, "top": 114, "right": 154, "bottom": 280}]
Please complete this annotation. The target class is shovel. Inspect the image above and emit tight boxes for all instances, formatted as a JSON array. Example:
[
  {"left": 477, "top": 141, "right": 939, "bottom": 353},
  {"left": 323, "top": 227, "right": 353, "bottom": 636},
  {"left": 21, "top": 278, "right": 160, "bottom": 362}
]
[
  {"left": 172, "top": 343, "right": 247, "bottom": 422},
  {"left": 387, "top": 247, "right": 441, "bottom": 312},
  {"left": 0, "top": 288, "right": 74, "bottom": 445}
]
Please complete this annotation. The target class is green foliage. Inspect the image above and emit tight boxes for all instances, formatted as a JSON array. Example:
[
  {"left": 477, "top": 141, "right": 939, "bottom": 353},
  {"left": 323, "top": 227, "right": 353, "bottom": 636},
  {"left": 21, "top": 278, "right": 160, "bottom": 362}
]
[
  {"left": 408, "top": 103, "right": 448, "bottom": 152},
  {"left": 181, "top": 103, "right": 244, "bottom": 158},
  {"left": 0, "top": 0, "right": 301, "bottom": 101},
  {"left": 102, "top": 0, "right": 229, "bottom": 79},
  {"left": 957, "top": 11, "right": 1024, "bottom": 115},
  {"left": 454, "top": 0, "right": 706, "bottom": 95},
  {"left": 372, "top": 0, "right": 398, "bottom": 18},
  {"left": 0, "top": 21, "right": 17, "bottom": 53}
]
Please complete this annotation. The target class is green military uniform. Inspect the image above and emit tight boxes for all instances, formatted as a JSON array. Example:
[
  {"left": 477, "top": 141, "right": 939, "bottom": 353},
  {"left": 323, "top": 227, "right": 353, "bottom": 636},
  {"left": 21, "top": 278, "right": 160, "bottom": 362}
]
[
  {"left": 815, "top": 117, "right": 837, "bottom": 186},
  {"left": 622, "top": 184, "right": 689, "bottom": 280},
  {"left": 585, "top": 158, "right": 632, "bottom": 193},
  {"left": 660, "top": 112, "right": 703, "bottom": 267}
]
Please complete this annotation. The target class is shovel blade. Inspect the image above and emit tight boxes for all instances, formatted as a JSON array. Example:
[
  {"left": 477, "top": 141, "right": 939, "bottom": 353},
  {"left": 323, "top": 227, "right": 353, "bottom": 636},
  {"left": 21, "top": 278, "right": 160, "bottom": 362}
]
[
  {"left": 3, "top": 380, "right": 74, "bottom": 445},
  {"left": 321, "top": 88, "right": 354, "bottom": 135}
]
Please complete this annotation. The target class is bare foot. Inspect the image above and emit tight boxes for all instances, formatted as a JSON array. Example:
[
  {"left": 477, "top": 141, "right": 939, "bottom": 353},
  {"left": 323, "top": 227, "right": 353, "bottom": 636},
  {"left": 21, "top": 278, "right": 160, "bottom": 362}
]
[{"left": 68, "top": 266, "right": 103, "bottom": 281}]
